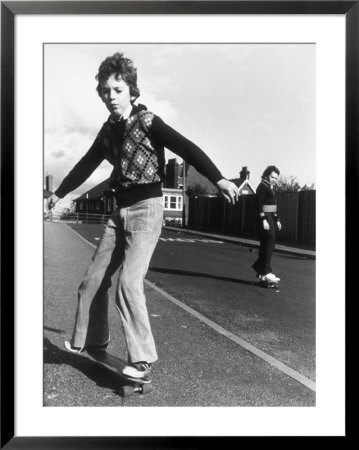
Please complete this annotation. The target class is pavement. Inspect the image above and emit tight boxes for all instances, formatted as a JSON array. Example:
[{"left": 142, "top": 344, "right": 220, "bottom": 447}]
[
  {"left": 44, "top": 221, "right": 315, "bottom": 408},
  {"left": 164, "top": 226, "right": 315, "bottom": 259}
]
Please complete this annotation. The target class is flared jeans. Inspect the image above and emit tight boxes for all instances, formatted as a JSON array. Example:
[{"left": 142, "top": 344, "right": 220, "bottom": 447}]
[{"left": 70, "top": 197, "right": 163, "bottom": 364}]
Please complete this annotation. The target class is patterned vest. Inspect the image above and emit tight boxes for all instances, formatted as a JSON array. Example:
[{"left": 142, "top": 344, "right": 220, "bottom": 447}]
[{"left": 99, "top": 109, "right": 164, "bottom": 189}]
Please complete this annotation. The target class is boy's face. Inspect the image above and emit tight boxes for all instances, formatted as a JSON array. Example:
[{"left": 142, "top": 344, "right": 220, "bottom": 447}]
[
  {"left": 268, "top": 171, "right": 279, "bottom": 187},
  {"left": 100, "top": 74, "right": 132, "bottom": 118}
]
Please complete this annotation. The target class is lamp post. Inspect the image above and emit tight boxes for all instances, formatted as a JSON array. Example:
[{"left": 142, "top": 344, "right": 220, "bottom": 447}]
[{"left": 182, "top": 160, "right": 187, "bottom": 228}]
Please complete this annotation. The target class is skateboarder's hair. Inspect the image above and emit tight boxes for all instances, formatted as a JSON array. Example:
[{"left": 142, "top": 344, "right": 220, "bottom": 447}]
[
  {"left": 96, "top": 52, "right": 140, "bottom": 101},
  {"left": 261, "top": 165, "right": 280, "bottom": 179}
]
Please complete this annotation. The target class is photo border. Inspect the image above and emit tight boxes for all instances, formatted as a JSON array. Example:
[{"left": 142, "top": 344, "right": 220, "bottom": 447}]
[{"left": 2, "top": 1, "right": 356, "bottom": 447}]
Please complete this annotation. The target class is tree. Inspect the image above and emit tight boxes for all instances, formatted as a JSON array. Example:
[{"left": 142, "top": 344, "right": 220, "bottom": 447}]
[
  {"left": 60, "top": 200, "right": 77, "bottom": 219},
  {"left": 186, "top": 183, "right": 209, "bottom": 197},
  {"left": 300, "top": 183, "right": 315, "bottom": 191},
  {"left": 273, "top": 175, "right": 315, "bottom": 193}
]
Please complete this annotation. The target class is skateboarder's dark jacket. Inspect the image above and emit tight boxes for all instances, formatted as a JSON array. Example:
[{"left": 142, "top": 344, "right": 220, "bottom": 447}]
[
  {"left": 255, "top": 179, "right": 280, "bottom": 223},
  {"left": 55, "top": 103, "right": 223, "bottom": 206}
]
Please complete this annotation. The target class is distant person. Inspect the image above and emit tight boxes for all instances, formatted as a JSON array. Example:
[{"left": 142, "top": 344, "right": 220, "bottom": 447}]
[
  {"left": 46, "top": 52, "right": 239, "bottom": 379},
  {"left": 252, "top": 166, "right": 282, "bottom": 285}
]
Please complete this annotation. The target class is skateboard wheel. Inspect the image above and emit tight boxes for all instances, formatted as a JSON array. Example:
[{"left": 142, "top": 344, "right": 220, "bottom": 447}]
[
  {"left": 121, "top": 386, "right": 135, "bottom": 397},
  {"left": 141, "top": 383, "right": 153, "bottom": 395}
]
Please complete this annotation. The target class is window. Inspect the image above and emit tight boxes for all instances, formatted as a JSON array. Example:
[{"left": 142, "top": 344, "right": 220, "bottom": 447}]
[
  {"left": 170, "top": 196, "right": 177, "bottom": 209},
  {"left": 163, "top": 194, "right": 183, "bottom": 211},
  {"left": 79, "top": 202, "right": 84, "bottom": 211}
]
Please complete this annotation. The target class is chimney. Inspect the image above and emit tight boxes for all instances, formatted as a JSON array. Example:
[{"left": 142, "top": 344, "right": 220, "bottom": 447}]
[
  {"left": 45, "top": 174, "right": 53, "bottom": 192},
  {"left": 239, "top": 166, "right": 250, "bottom": 181},
  {"left": 164, "top": 158, "right": 179, "bottom": 188}
]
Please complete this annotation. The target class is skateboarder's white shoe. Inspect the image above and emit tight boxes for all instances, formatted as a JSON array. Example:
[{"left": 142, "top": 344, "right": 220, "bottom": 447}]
[
  {"left": 122, "top": 362, "right": 152, "bottom": 378},
  {"left": 269, "top": 273, "right": 280, "bottom": 282},
  {"left": 262, "top": 273, "right": 280, "bottom": 283}
]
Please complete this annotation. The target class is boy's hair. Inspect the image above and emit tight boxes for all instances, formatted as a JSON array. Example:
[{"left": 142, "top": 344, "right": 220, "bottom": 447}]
[
  {"left": 261, "top": 165, "right": 280, "bottom": 179},
  {"left": 96, "top": 52, "right": 140, "bottom": 100}
]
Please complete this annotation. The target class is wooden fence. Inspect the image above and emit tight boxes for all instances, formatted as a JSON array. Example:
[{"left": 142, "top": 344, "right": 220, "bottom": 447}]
[
  {"left": 44, "top": 212, "right": 111, "bottom": 224},
  {"left": 187, "top": 190, "right": 316, "bottom": 247}
]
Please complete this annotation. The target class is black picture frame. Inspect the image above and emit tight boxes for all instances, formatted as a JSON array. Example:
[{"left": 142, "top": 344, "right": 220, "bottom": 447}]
[{"left": 1, "top": 1, "right": 355, "bottom": 447}]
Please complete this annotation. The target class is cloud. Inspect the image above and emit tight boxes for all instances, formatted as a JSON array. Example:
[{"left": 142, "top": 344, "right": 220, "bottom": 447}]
[
  {"left": 45, "top": 100, "right": 104, "bottom": 137},
  {"left": 52, "top": 150, "right": 65, "bottom": 159},
  {"left": 139, "top": 93, "right": 178, "bottom": 124}
]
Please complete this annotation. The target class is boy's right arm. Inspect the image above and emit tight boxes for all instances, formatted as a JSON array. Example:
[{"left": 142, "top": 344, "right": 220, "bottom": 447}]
[{"left": 53, "top": 137, "right": 105, "bottom": 201}]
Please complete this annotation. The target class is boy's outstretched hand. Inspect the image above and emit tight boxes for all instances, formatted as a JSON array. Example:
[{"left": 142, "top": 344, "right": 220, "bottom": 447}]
[
  {"left": 216, "top": 179, "right": 239, "bottom": 205},
  {"left": 46, "top": 193, "right": 59, "bottom": 211}
]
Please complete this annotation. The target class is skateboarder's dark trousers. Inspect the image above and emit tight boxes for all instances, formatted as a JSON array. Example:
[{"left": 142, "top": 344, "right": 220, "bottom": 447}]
[
  {"left": 252, "top": 213, "right": 276, "bottom": 276},
  {"left": 70, "top": 197, "right": 163, "bottom": 364}
]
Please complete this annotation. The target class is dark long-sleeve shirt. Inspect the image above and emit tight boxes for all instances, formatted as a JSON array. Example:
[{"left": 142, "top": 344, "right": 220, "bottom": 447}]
[
  {"left": 55, "top": 104, "right": 223, "bottom": 202},
  {"left": 255, "top": 179, "right": 279, "bottom": 220}
]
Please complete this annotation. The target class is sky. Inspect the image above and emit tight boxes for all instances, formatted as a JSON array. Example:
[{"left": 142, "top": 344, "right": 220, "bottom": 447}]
[{"left": 44, "top": 43, "right": 315, "bottom": 208}]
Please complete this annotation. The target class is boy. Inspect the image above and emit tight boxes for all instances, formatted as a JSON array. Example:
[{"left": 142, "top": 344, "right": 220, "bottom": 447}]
[
  {"left": 47, "top": 52, "right": 239, "bottom": 378},
  {"left": 251, "top": 165, "right": 282, "bottom": 285}
]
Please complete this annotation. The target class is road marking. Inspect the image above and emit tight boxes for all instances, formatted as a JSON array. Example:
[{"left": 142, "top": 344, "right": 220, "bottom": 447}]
[
  {"left": 159, "top": 237, "right": 223, "bottom": 244},
  {"left": 66, "top": 223, "right": 316, "bottom": 392},
  {"left": 65, "top": 224, "right": 98, "bottom": 248},
  {"left": 145, "top": 280, "right": 316, "bottom": 392}
]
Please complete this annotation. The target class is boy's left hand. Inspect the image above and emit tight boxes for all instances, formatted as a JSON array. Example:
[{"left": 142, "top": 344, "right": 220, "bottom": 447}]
[{"left": 216, "top": 179, "right": 239, "bottom": 205}]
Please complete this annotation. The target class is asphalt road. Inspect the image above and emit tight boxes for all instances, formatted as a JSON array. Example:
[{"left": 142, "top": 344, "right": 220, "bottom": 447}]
[
  {"left": 150, "top": 229, "right": 316, "bottom": 381},
  {"left": 44, "top": 222, "right": 316, "bottom": 407}
]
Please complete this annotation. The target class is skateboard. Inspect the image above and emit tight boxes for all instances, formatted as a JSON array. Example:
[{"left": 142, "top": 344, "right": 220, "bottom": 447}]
[
  {"left": 259, "top": 279, "right": 279, "bottom": 289},
  {"left": 86, "top": 349, "right": 153, "bottom": 397}
]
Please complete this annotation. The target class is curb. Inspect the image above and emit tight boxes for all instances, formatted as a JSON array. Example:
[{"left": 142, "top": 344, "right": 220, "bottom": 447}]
[{"left": 164, "top": 226, "right": 315, "bottom": 259}]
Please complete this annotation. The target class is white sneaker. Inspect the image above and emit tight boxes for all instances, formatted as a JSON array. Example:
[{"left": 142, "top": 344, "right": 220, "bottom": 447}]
[
  {"left": 64, "top": 340, "right": 82, "bottom": 353},
  {"left": 265, "top": 273, "right": 280, "bottom": 282},
  {"left": 122, "top": 362, "right": 152, "bottom": 379}
]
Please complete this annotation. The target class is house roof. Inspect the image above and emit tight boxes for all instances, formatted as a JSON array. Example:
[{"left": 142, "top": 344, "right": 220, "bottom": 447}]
[
  {"left": 238, "top": 179, "right": 255, "bottom": 194},
  {"left": 43, "top": 189, "right": 53, "bottom": 198},
  {"left": 185, "top": 166, "right": 218, "bottom": 195},
  {"left": 74, "top": 178, "right": 111, "bottom": 201},
  {"left": 230, "top": 177, "right": 255, "bottom": 194}
]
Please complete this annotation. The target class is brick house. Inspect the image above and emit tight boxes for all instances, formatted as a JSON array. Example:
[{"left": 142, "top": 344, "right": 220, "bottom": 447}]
[
  {"left": 161, "top": 158, "right": 184, "bottom": 224},
  {"left": 73, "top": 179, "right": 114, "bottom": 216}
]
